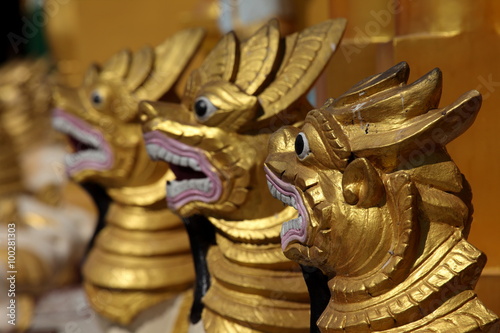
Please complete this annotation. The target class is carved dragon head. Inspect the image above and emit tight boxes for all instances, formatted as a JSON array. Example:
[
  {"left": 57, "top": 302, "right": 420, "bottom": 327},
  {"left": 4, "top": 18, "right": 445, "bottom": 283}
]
[
  {"left": 52, "top": 29, "right": 204, "bottom": 188},
  {"left": 140, "top": 19, "right": 346, "bottom": 220},
  {"left": 265, "top": 62, "right": 483, "bottom": 303},
  {"left": 0, "top": 59, "right": 52, "bottom": 152}
]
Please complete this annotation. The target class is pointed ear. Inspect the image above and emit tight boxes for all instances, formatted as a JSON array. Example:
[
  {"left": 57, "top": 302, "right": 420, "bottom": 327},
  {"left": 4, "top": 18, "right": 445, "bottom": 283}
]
[
  {"left": 101, "top": 49, "right": 131, "bottom": 80},
  {"left": 83, "top": 64, "right": 100, "bottom": 88},
  {"left": 342, "top": 158, "right": 385, "bottom": 208}
]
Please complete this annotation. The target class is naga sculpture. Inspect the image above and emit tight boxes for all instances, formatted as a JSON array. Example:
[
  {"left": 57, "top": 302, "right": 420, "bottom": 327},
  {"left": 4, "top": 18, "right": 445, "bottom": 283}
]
[
  {"left": 0, "top": 59, "right": 94, "bottom": 332},
  {"left": 140, "top": 19, "right": 346, "bottom": 332},
  {"left": 264, "top": 62, "right": 500, "bottom": 332},
  {"left": 0, "top": 59, "right": 68, "bottom": 206},
  {"left": 52, "top": 28, "right": 204, "bottom": 333}
]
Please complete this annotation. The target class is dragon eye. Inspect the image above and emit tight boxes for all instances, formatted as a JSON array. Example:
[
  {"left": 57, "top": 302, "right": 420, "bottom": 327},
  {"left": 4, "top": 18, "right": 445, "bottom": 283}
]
[
  {"left": 90, "top": 90, "right": 104, "bottom": 107},
  {"left": 295, "top": 132, "right": 310, "bottom": 160},
  {"left": 194, "top": 96, "right": 217, "bottom": 121}
]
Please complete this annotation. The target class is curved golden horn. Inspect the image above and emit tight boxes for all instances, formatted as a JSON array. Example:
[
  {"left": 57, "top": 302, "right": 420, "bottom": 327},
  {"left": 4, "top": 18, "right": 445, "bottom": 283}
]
[
  {"left": 333, "top": 61, "right": 410, "bottom": 108},
  {"left": 100, "top": 49, "right": 131, "bottom": 80},
  {"left": 351, "top": 90, "right": 481, "bottom": 168},
  {"left": 200, "top": 31, "right": 238, "bottom": 84},
  {"left": 134, "top": 27, "right": 205, "bottom": 101},
  {"left": 83, "top": 64, "right": 100, "bottom": 87},
  {"left": 256, "top": 18, "right": 347, "bottom": 127},
  {"left": 234, "top": 19, "right": 281, "bottom": 95},
  {"left": 331, "top": 67, "right": 443, "bottom": 128},
  {"left": 125, "top": 45, "right": 154, "bottom": 91},
  {"left": 183, "top": 31, "right": 238, "bottom": 106}
]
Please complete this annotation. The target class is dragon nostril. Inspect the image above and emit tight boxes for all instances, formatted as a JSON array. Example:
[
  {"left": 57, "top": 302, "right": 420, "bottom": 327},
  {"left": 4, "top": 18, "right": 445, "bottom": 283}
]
[{"left": 139, "top": 102, "right": 158, "bottom": 123}]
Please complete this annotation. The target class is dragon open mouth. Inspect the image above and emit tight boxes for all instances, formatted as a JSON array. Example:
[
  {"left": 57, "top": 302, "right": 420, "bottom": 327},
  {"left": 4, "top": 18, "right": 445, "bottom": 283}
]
[
  {"left": 52, "top": 108, "right": 113, "bottom": 175},
  {"left": 143, "top": 130, "right": 222, "bottom": 210},
  {"left": 264, "top": 165, "right": 309, "bottom": 251}
]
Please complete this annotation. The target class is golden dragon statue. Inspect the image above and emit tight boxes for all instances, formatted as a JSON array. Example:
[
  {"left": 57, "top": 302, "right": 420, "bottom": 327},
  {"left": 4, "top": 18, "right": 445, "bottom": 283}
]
[
  {"left": 0, "top": 118, "right": 34, "bottom": 332},
  {"left": 0, "top": 59, "right": 94, "bottom": 332},
  {"left": 52, "top": 28, "right": 205, "bottom": 333},
  {"left": 140, "top": 19, "right": 346, "bottom": 332},
  {"left": 264, "top": 62, "right": 500, "bottom": 332}
]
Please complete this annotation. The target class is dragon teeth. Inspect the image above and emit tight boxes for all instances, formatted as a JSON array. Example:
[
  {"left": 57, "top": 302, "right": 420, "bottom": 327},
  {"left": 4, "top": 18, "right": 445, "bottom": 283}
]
[
  {"left": 188, "top": 158, "right": 202, "bottom": 171},
  {"left": 146, "top": 143, "right": 209, "bottom": 200},
  {"left": 65, "top": 150, "right": 107, "bottom": 167},
  {"left": 52, "top": 117, "right": 100, "bottom": 147},
  {"left": 163, "top": 150, "right": 171, "bottom": 160},
  {"left": 267, "top": 179, "right": 304, "bottom": 238},
  {"left": 267, "top": 181, "right": 297, "bottom": 210},
  {"left": 146, "top": 144, "right": 159, "bottom": 158},
  {"left": 146, "top": 143, "right": 202, "bottom": 171},
  {"left": 53, "top": 116, "right": 110, "bottom": 168},
  {"left": 179, "top": 156, "right": 189, "bottom": 167},
  {"left": 166, "top": 178, "right": 212, "bottom": 197},
  {"left": 171, "top": 154, "right": 181, "bottom": 165},
  {"left": 280, "top": 216, "right": 303, "bottom": 238}
]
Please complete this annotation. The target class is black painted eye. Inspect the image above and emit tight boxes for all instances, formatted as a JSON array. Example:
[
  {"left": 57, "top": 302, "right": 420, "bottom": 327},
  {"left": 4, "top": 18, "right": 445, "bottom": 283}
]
[
  {"left": 90, "top": 90, "right": 104, "bottom": 107},
  {"left": 295, "top": 132, "right": 310, "bottom": 160},
  {"left": 194, "top": 96, "right": 217, "bottom": 121}
]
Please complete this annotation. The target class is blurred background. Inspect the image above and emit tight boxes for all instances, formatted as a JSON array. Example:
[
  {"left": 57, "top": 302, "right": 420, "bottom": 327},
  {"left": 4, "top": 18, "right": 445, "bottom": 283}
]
[{"left": 0, "top": 0, "right": 499, "bottom": 330}]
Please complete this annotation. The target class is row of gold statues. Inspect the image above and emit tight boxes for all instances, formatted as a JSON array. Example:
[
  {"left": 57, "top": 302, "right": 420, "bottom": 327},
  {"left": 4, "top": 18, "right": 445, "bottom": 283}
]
[{"left": 1, "top": 17, "right": 499, "bottom": 333}]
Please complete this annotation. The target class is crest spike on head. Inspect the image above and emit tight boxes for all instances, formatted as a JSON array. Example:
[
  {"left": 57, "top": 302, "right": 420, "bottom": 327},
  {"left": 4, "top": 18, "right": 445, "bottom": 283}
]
[
  {"left": 254, "top": 18, "right": 347, "bottom": 129},
  {"left": 235, "top": 19, "right": 282, "bottom": 95},
  {"left": 134, "top": 27, "right": 206, "bottom": 101},
  {"left": 83, "top": 64, "right": 100, "bottom": 87},
  {"left": 199, "top": 31, "right": 239, "bottom": 84},
  {"left": 333, "top": 61, "right": 410, "bottom": 108},
  {"left": 183, "top": 31, "right": 239, "bottom": 106},
  {"left": 330, "top": 66, "right": 443, "bottom": 128},
  {"left": 180, "top": 19, "right": 347, "bottom": 133},
  {"left": 125, "top": 45, "right": 155, "bottom": 92},
  {"left": 100, "top": 49, "right": 131, "bottom": 80},
  {"left": 320, "top": 63, "right": 480, "bottom": 170}
]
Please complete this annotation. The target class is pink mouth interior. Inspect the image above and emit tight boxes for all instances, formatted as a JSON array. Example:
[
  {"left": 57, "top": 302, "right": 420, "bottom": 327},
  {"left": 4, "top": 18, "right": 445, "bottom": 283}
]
[
  {"left": 68, "top": 136, "right": 94, "bottom": 152},
  {"left": 52, "top": 108, "right": 113, "bottom": 175},
  {"left": 169, "top": 164, "right": 206, "bottom": 180},
  {"left": 143, "top": 131, "right": 222, "bottom": 210},
  {"left": 264, "top": 165, "right": 309, "bottom": 251}
]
